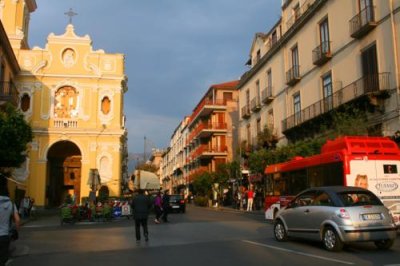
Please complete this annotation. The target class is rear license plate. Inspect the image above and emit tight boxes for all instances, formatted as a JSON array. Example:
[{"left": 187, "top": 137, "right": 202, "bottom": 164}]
[
  {"left": 172, "top": 206, "right": 179, "bottom": 208},
  {"left": 362, "top": 213, "right": 382, "bottom": 220}
]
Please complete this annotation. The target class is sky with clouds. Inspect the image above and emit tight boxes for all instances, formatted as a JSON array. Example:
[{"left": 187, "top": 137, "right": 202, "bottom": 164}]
[{"left": 29, "top": 0, "right": 281, "bottom": 154}]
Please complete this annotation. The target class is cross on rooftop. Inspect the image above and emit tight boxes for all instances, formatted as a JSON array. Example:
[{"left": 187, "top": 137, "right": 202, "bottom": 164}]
[{"left": 64, "top": 8, "right": 78, "bottom": 24}]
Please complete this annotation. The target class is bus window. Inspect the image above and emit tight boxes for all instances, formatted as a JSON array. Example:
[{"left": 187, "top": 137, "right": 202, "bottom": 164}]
[
  {"left": 308, "top": 163, "right": 343, "bottom": 187},
  {"left": 384, "top": 164, "right": 397, "bottom": 174},
  {"left": 287, "top": 170, "right": 307, "bottom": 195}
]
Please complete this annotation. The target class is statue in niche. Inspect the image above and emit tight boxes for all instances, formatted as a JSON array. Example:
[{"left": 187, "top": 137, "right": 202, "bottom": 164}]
[
  {"left": 54, "top": 86, "right": 79, "bottom": 119},
  {"left": 62, "top": 48, "right": 76, "bottom": 68}
]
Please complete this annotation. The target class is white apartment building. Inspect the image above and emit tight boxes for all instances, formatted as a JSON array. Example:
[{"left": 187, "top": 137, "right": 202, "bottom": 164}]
[
  {"left": 161, "top": 117, "right": 189, "bottom": 193},
  {"left": 239, "top": 0, "right": 400, "bottom": 151}
]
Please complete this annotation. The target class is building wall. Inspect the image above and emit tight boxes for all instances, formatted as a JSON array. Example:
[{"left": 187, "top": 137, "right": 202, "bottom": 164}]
[
  {"left": 239, "top": 0, "right": 400, "bottom": 152},
  {"left": 1, "top": 0, "right": 127, "bottom": 206}
]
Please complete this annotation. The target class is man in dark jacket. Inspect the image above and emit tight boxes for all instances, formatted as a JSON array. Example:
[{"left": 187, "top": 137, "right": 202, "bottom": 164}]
[
  {"left": 131, "top": 189, "right": 151, "bottom": 242},
  {"left": 161, "top": 190, "right": 170, "bottom": 222}
]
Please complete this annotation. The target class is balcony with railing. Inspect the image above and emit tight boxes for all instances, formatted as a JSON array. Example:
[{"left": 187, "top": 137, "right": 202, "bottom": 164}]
[
  {"left": 192, "top": 144, "right": 228, "bottom": 159},
  {"left": 241, "top": 105, "right": 250, "bottom": 119},
  {"left": 349, "top": 5, "right": 376, "bottom": 39},
  {"left": 54, "top": 119, "right": 78, "bottom": 128},
  {"left": 0, "top": 81, "right": 18, "bottom": 107},
  {"left": 262, "top": 87, "right": 274, "bottom": 104},
  {"left": 197, "top": 122, "right": 228, "bottom": 139},
  {"left": 187, "top": 166, "right": 209, "bottom": 183},
  {"left": 250, "top": 97, "right": 262, "bottom": 112},
  {"left": 282, "top": 73, "right": 390, "bottom": 132},
  {"left": 286, "top": 0, "right": 314, "bottom": 30},
  {"left": 187, "top": 121, "right": 228, "bottom": 143},
  {"left": 286, "top": 65, "right": 301, "bottom": 86},
  {"left": 312, "top": 41, "right": 332, "bottom": 66},
  {"left": 189, "top": 98, "right": 227, "bottom": 124}
]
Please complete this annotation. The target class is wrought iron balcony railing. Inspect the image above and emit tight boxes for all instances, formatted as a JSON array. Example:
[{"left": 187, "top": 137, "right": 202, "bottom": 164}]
[
  {"left": 286, "top": 65, "right": 301, "bottom": 86},
  {"left": 250, "top": 97, "right": 261, "bottom": 112},
  {"left": 282, "top": 73, "right": 390, "bottom": 132},
  {"left": 241, "top": 105, "right": 250, "bottom": 119},
  {"left": 312, "top": 41, "right": 332, "bottom": 65},
  {"left": 286, "top": 0, "right": 314, "bottom": 30},
  {"left": 349, "top": 5, "right": 376, "bottom": 39},
  {"left": 262, "top": 87, "right": 274, "bottom": 104}
]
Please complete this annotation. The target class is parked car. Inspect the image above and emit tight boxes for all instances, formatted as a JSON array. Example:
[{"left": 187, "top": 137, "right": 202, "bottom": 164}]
[
  {"left": 273, "top": 186, "right": 397, "bottom": 251},
  {"left": 168, "top": 194, "right": 186, "bottom": 213}
]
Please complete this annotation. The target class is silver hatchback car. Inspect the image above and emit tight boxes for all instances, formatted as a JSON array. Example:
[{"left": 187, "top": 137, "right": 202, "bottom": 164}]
[{"left": 274, "top": 186, "right": 397, "bottom": 251}]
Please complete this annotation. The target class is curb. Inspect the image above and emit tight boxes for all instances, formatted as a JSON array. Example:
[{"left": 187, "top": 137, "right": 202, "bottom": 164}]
[{"left": 190, "top": 204, "right": 265, "bottom": 216}]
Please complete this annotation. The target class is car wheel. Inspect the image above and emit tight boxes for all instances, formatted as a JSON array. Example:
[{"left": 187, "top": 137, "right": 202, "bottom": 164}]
[
  {"left": 322, "top": 226, "right": 343, "bottom": 252},
  {"left": 374, "top": 239, "right": 394, "bottom": 250},
  {"left": 274, "top": 219, "right": 288, "bottom": 242}
]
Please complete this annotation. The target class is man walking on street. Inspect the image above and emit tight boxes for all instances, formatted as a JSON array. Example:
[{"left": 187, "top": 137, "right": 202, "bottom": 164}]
[
  {"left": 131, "top": 189, "right": 151, "bottom": 242},
  {"left": 161, "top": 190, "right": 170, "bottom": 222}
]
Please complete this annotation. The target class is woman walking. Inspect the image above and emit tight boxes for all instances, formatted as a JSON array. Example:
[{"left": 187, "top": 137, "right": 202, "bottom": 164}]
[{"left": 154, "top": 191, "right": 163, "bottom": 224}]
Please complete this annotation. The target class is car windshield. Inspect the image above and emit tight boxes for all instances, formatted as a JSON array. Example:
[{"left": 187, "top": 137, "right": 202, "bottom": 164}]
[
  {"left": 170, "top": 195, "right": 183, "bottom": 201},
  {"left": 337, "top": 191, "right": 383, "bottom": 207}
]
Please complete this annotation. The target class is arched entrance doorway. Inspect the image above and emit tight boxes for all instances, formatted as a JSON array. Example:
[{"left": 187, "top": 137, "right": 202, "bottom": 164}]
[{"left": 47, "top": 141, "right": 81, "bottom": 207}]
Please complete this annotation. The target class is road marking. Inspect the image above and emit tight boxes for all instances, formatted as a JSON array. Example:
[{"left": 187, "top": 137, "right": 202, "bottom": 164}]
[{"left": 242, "top": 240, "right": 354, "bottom": 265}]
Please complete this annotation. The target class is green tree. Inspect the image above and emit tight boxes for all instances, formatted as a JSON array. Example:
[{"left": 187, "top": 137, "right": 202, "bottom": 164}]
[
  {"left": 257, "top": 126, "right": 278, "bottom": 150},
  {"left": 192, "top": 171, "right": 213, "bottom": 196},
  {"left": 0, "top": 104, "right": 32, "bottom": 169},
  {"left": 247, "top": 106, "right": 369, "bottom": 173}
]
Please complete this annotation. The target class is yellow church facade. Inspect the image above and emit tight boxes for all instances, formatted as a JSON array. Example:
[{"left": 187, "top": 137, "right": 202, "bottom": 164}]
[{"left": 1, "top": 0, "right": 128, "bottom": 207}]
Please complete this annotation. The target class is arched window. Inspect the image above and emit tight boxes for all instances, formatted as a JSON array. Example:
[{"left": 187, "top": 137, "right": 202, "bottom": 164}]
[
  {"left": 99, "top": 156, "right": 111, "bottom": 182},
  {"left": 20, "top": 93, "right": 30, "bottom": 112},
  {"left": 101, "top": 96, "right": 111, "bottom": 115}
]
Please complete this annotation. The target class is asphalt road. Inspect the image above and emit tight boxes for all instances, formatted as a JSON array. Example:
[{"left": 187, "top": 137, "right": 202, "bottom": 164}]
[{"left": 8, "top": 205, "right": 400, "bottom": 266}]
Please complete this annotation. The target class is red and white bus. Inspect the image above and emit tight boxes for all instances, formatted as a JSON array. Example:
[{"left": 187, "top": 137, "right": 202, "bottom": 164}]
[{"left": 264, "top": 136, "right": 400, "bottom": 226}]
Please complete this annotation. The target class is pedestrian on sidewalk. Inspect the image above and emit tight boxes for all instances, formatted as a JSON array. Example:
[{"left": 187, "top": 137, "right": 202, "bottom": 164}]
[
  {"left": 161, "top": 190, "right": 170, "bottom": 223},
  {"left": 153, "top": 191, "right": 163, "bottom": 224},
  {"left": 0, "top": 176, "right": 20, "bottom": 266},
  {"left": 246, "top": 186, "right": 254, "bottom": 211},
  {"left": 131, "top": 189, "right": 151, "bottom": 242}
]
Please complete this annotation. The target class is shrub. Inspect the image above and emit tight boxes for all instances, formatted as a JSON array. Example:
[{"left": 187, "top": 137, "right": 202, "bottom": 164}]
[{"left": 194, "top": 196, "right": 208, "bottom": 207}]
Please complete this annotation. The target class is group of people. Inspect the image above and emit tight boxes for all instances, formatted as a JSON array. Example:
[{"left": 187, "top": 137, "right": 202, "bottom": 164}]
[
  {"left": 130, "top": 190, "right": 171, "bottom": 243},
  {"left": 153, "top": 191, "right": 170, "bottom": 224},
  {"left": 234, "top": 186, "right": 256, "bottom": 211},
  {"left": 19, "top": 196, "right": 35, "bottom": 219}
]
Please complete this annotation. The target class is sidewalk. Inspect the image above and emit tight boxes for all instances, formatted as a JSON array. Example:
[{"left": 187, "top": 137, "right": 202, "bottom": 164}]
[
  {"left": 20, "top": 209, "right": 131, "bottom": 228},
  {"left": 199, "top": 203, "right": 265, "bottom": 216}
]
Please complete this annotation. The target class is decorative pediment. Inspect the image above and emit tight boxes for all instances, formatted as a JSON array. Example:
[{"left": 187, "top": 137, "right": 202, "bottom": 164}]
[{"left": 47, "top": 24, "right": 92, "bottom": 45}]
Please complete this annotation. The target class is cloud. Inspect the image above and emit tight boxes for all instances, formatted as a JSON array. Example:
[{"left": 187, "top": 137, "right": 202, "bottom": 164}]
[
  {"left": 125, "top": 109, "right": 181, "bottom": 152},
  {"left": 30, "top": 0, "right": 282, "bottom": 153}
]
